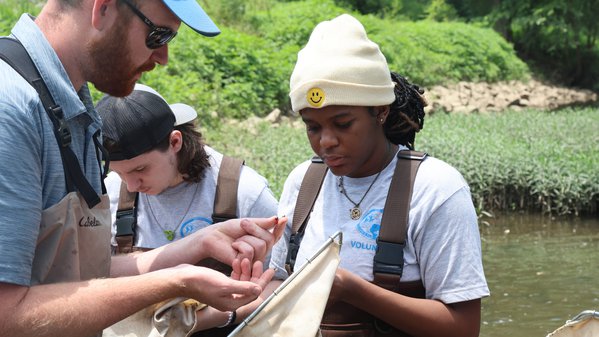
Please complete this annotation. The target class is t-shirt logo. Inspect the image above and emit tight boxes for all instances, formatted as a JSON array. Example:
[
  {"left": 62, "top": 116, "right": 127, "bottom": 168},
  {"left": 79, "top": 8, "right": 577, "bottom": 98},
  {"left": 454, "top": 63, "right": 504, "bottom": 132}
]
[{"left": 356, "top": 208, "right": 383, "bottom": 240}]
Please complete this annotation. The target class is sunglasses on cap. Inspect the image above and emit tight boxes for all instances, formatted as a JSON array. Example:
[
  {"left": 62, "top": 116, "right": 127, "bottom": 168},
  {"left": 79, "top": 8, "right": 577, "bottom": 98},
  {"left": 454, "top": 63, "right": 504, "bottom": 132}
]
[{"left": 120, "top": 0, "right": 177, "bottom": 49}]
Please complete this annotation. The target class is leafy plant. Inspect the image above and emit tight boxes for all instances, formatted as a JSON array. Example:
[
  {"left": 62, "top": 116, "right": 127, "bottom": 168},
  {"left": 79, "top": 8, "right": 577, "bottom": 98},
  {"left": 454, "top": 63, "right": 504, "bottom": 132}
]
[
  {"left": 485, "top": 0, "right": 599, "bottom": 90},
  {"left": 417, "top": 107, "right": 599, "bottom": 216},
  {"left": 425, "top": 0, "right": 459, "bottom": 22},
  {"left": 141, "top": 25, "right": 289, "bottom": 120},
  {"left": 0, "top": 0, "right": 43, "bottom": 35},
  {"left": 362, "top": 18, "right": 530, "bottom": 86},
  {"left": 332, "top": 0, "right": 403, "bottom": 18}
]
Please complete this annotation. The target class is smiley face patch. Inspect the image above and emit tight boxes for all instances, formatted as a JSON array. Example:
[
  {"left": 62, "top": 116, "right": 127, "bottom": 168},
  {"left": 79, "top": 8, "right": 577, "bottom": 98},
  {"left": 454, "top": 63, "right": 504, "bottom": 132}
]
[{"left": 307, "top": 88, "right": 325, "bottom": 107}]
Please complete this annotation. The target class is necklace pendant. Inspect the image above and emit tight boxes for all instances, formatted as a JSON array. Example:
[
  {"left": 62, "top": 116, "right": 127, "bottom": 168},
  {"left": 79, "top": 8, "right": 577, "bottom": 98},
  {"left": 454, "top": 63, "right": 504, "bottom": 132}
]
[
  {"left": 350, "top": 207, "right": 361, "bottom": 220},
  {"left": 164, "top": 230, "right": 175, "bottom": 241}
]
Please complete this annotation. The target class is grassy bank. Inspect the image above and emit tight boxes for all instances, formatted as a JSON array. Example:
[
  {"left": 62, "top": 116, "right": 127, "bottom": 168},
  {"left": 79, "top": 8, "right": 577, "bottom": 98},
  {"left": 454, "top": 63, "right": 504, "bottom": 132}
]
[{"left": 203, "top": 107, "right": 599, "bottom": 216}]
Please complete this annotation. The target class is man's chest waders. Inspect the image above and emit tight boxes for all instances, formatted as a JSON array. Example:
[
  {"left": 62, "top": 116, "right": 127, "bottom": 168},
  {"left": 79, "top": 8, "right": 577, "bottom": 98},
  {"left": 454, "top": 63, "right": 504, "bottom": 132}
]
[{"left": 0, "top": 38, "right": 111, "bottom": 288}]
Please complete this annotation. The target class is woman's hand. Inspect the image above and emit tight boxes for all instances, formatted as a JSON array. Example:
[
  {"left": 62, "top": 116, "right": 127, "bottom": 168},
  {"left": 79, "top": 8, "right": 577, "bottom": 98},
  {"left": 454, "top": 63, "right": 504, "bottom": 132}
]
[
  {"left": 230, "top": 258, "right": 275, "bottom": 290},
  {"left": 197, "top": 216, "right": 287, "bottom": 267},
  {"left": 326, "top": 267, "right": 360, "bottom": 307}
]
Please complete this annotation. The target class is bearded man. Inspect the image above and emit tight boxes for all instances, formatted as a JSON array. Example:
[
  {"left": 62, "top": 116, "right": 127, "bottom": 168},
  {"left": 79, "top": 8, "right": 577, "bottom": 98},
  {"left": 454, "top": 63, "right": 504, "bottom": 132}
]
[{"left": 0, "top": 1, "right": 284, "bottom": 337}]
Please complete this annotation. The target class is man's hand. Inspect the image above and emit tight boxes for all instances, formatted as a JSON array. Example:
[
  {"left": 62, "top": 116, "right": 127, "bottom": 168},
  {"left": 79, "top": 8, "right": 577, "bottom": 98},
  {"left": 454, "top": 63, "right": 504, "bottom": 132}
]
[
  {"left": 168, "top": 264, "right": 264, "bottom": 312},
  {"left": 191, "top": 259, "right": 280, "bottom": 332}
]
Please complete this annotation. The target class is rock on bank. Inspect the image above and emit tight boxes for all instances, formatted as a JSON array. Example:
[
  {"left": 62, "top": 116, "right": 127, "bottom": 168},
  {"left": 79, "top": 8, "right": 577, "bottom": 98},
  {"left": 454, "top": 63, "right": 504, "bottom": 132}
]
[{"left": 427, "top": 79, "right": 598, "bottom": 114}]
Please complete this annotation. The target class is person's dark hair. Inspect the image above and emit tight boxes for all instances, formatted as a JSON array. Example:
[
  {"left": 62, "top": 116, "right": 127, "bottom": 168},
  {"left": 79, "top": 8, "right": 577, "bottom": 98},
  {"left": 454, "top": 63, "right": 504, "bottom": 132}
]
[
  {"left": 103, "top": 123, "right": 210, "bottom": 183},
  {"left": 158, "top": 123, "right": 210, "bottom": 183},
  {"left": 177, "top": 123, "right": 210, "bottom": 182},
  {"left": 381, "top": 72, "right": 427, "bottom": 149}
]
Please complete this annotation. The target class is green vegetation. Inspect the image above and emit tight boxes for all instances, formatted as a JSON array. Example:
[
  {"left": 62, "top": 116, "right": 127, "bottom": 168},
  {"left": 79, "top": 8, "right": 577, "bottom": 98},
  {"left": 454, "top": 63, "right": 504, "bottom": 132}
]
[
  {"left": 202, "top": 119, "right": 313, "bottom": 199},
  {"left": 478, "top": 0, "right": 599, "bottom": 91},
  {"left": 203, "top": 108, "right": 599, "bottom": 216},
  {"left": 0, "top": 1, "right": 41, "bottom": 34},
  {"left": 142, "top": 25, "right": 291, "bottom": 120}
]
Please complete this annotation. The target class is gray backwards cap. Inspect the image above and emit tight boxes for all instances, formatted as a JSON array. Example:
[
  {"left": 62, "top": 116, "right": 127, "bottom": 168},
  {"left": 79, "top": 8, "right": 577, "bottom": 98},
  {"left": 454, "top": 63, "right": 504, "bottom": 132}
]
[{"left": 162, "top": 0, "right": 220, "bottom": 36}]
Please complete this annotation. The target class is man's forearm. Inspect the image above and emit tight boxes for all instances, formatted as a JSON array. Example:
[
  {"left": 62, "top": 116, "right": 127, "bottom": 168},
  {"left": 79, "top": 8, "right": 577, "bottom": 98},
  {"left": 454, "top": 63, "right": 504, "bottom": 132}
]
[
  {"left": 0, "top": 270, "right": 180, "bottom": 337},
  {"left": 110, "top": 231, "right": 209, "bottom": 278}
]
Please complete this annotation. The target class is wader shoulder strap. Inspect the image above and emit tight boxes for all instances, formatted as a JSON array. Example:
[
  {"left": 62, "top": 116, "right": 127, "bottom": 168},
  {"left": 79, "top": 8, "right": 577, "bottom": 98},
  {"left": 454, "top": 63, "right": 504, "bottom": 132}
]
[
  {"left": 373, "top": 150, "right": 427, "bottom": 291},
  {"left": 0, "top": 37, "right": 101, "bottom": 208},
  {"left": 291, "top": 156, "right": 328, "bottom": 234},
  {"left": 117, "top": 181, "right": 137, "bottom": 212},
  {"left": 285, "top": 156, "right": 328, "bottom": 273},
  {"left": 199, "top": 155, "right": 244, "bottom": 276},
  {"left": 114, "top": 154, "right": 244, "bottom": 253},
  {"left": 212, "top": 155, "right": 244, "bottom": 223}
]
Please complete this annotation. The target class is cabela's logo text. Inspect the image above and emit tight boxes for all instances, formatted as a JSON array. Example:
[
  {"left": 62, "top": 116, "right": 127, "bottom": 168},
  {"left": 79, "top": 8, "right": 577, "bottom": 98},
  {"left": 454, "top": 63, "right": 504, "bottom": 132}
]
[{"left": 79, "top": 216, "right": 101, "bottom": 227}]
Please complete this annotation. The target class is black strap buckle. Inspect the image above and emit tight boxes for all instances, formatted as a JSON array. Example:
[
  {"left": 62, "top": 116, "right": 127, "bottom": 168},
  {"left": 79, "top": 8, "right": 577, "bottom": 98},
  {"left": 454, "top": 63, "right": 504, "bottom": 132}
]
[
  {"left": 285, "top": 232, "right": 304, "bottom": 272},
  {"left": 49, "top": 106, "right": 71, "bottom": 147},
  {"left": 212, "top": 215, "right": 233, "bottom": 224},
  {"left": 373, "top": 239, "right": 404, "bottom": 276},
  {"left": 115, "top": 209, "right": 135, "bottom": 237}
]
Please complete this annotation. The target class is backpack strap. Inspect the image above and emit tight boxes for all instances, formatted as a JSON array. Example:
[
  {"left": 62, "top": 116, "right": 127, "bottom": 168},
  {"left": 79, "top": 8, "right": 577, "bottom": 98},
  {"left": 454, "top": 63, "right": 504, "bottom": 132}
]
[
  {"left": 286, "top": 156, "right": 328, "bottom": 272},
  {"left": 0, "top": 37, "right": 102, "bottom": 208},
  {"left": 212, "top": 155, "right": 244, "bottom": 223},
  {"left": 373, "top": 150, "right": 427, "bottom": 291}
]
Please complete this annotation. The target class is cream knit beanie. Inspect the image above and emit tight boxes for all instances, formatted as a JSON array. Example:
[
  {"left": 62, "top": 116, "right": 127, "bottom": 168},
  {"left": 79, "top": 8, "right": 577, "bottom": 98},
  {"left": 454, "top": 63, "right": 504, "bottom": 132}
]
[{"left": 289, "top": 14, "right": 395, "bottom": 113}]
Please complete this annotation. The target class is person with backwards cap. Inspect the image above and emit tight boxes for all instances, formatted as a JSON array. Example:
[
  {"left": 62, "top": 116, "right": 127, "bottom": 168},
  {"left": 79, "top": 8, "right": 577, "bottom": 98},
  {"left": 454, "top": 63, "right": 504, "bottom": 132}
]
[
  {"left": 269, "top": 14, "right": 489, "bottom": 337},
  {"left": 0, "top": 1, "right": 284, "bottom": 337},
  {"left": 97, "top": 84, "right": 281, "bottom": 335}
]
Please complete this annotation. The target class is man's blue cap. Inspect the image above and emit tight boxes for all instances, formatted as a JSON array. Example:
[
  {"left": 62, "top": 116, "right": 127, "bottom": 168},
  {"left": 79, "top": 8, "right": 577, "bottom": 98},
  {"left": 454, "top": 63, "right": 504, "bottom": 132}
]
[{"left": 162, "top": 0, "right": 220, "bottom": 37}]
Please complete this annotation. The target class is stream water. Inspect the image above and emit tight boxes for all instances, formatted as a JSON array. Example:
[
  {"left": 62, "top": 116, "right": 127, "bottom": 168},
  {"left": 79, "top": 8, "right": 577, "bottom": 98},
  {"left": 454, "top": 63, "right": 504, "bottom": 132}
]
[{"left": 479, "top": 212, "right": 599, "bottom": 336}]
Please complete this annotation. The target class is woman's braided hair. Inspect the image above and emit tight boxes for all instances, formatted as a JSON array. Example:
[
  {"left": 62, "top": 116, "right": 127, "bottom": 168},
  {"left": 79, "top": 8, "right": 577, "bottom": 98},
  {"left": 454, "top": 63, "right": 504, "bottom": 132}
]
[{"left": 383, "top": 72, "right": 427, "bottom": 149}]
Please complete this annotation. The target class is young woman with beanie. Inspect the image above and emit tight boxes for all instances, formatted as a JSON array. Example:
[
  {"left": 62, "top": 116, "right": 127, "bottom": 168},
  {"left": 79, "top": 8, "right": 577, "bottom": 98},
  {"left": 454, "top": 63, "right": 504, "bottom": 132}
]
[{"left": 269, "top": 14, "right": 489, "bottom": 337}]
